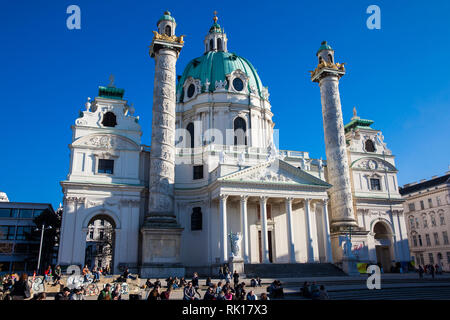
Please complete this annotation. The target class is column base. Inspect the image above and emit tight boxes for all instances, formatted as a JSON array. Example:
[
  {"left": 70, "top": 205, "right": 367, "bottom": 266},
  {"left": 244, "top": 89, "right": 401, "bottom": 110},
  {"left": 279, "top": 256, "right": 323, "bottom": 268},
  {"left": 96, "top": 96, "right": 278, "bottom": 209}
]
[
  {"left": 140, "top": 225, "right": 184, "bottom": 278},
  {"left": 342, "top": 257, "right": 360, "bottom": 276},
  {"left": 228, "top": 256, "right": 245, "bottom": 276}
]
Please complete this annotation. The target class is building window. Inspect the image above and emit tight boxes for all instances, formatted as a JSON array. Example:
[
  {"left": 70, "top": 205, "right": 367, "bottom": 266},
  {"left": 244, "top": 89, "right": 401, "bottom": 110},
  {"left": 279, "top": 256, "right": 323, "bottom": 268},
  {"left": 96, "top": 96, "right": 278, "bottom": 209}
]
[
  {"left": 365, "top": 139, "right": 376, "bottom": 152},
  {"left": 431, "top": 214, "right": 436, "bottom": 227},
  {"left": 98, "top": 159, "right": 114, "bottom": 174},
  {"left": 428, "top": 253, "right": 434, "bottom": 264},
  {"left": 0, "top": 226, "right": 16, "bottom": 240},
  {"left": 423, "top": 216, "right": 428, "bottom": 228},
  {"left": 408, "top": 203, "right": 415, "bottom": 212},
  {"left": 15, "top": 226, "right": 33, "bottom": 241},
  {"left": 412, "top": 235, "right": 417, "bottom": 247},
  {"left": 440, "top": 214, "right": 445, "bottom": 226},
  {"left": 443, "top": 231, "right": 449, "bottom": 245},
  {"left": 89, "top": 231, "right": 94, "bottom": 239},
  {"left": 409, "top": 216, "right": 415, "bottom": 229},
  {"left": 370, "top": 178, "right": 381, "bottom": 191},
  {"left": 0, "top": 209, "right": 12, "bottom": 218},
  {"left": 415, "top": 218, "right": 420, "bottom": 229},
  {"left": 434, "top": 232, "right": 440, "bottom": 245},
  {"left": 419, "top": 253, "right": 424, "bottom": 265},
  {"left": 186, "top": 123, "right": 194, "bottom": 148},
  {"left": 193, "top": 165, "right": 204, "bottom": 180},
  {"left": 187, "top": 84, "right": 195, "bottom": 98},
  {"left": 217, "top": 38, "right": 223, "bottom": 51},
  {"left": 418, "top": 235, "right": 422, "bottom": 246},
  {"left": 165, "top": 25, "right": 171, "bottom": 36},
  {"left": 232, "top": 78, "right": 244, "bottom": 91},
  {"left": 99, "top": 231, "right": 104, "bottom": 240},
  {"left": 428, "top": 198, "right": 433, "bottom": 208},
  {"left": 233, "top": 117, "right": 247, "bottom": 146},
  {"left": 420, "top": 201, "right": 425, "bottom": 210},
  {"left": 19, "top": 209, "right": 33, "bottom": 219},
  {"left": 447, "top": 252, "right": 450, "bottom": 264},
  {"left": 425, "top": 234, "right": 431, "bottom": 246},
  {"left": 209, "top": 39, "right": 214, "bottom": 51},
  {"left": 100, "top": 220, "right": 105, "bottom": 226},
  {"left": 191, "top": 207, "right": 202, "bottom": 231},
  {"left": 102, "top": 112, "right": 117, "bottom": 127},
  {"left": 437, "top": 197, "right": 441, "bottom": 206}
]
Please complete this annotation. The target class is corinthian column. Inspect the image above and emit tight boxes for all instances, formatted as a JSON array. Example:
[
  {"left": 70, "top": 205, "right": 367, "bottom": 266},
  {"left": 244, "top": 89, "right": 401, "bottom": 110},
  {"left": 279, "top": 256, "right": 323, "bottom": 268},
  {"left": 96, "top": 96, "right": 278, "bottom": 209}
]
[{"left": 311, "top": 41, "right": 357, "bottom": 229}]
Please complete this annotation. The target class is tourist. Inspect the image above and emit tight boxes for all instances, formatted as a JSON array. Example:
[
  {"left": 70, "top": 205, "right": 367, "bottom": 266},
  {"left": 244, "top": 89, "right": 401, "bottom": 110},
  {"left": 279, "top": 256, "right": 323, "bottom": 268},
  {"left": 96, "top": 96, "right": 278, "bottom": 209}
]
[
  {"left": 144, "top": 278, "right": 153, "bottom": 289},
  {"left": 430, "top": 264, "right": 436, "bottom": 280},
  {"left": 53, "top": 265, "right": 62, "bottom": 286},
  {"left": 418, "top": 265, "right": 424, "bottom": 279},
  {"left": 225, "top": 271, "right": 232, "bottom": 282},
  {"left": 224, "top": 289, "right": 234, "bottom": 300},
  {"left": 217, "top": 291, "right": 225, "bottom": 300},
  {"left": 250, "top": 278, "right": 257, "bottom": 287},
  {"left": 260, "top": 293, "right": 269, "bottom": 300},
  {"left": 235, "top": 283, "right": 246, "bottom": 300},
  {"left": 224, "top": 263, "right": 230, "bottom": 275},
  {"left": 98, "top": 283, "right": 112, "bottom": 300},
  {"left": 172, "top": 277, "right": 179, "bottom": 289},
  {"left": 219, "top": 265, "right": 224, "bottom": 279},
  {"left": 112, "top": 283, "right": 122, "bottom": 300},
  {"left": 92, "top": 267, "right": 101, "bottom": 283},
  {"left": 166, "top": 276, "right": 174, "bottom": 288},
  {"left": 192, "top": 272, "right": 201, "bottom": 297},
  {"left": 10, "top": 273, "right": 31, "bottom": 300},
  {"left": 179, "top": 277, "right": 187, "bottom": 287},
  {"left": 233, "top": 270, "right": 239, "bottom": 287},
  {"left": 318, "top": 285, "right": 329, "bottom": 300},
  {"left": 154, "top": 279, "right": 162, "bottom": 288},
  {"left": 160, "top": 287, "right": 172, "bottom": 300},
  {"left": 33, "top": 292, "right": 47, "bottom": 300},
  {"left": 122, "top": 267, "right": 137, "bottom": 281},
  {"left": 70, "top": 288, "right": 85, "bottom": 300},
  {"left": 247, "top": 290, "right": 258, "bottom": 300},
  {"left": 216, "top": 282, "right": 222, "bottom": 295},
  {"left": 256, "top": 277, "right": 262, "bottom": 287},
  {"left": 148, "top": 286, "right": 161, "bottom": 300},
  {"left": 44, "top": 265, "right": 52, "bottom": 282},
  {"left": 206, "top": 277, "right": 213, "bottom": 287},
  {"left": 82, "top": 265, "right": 90, "bottom": 283},
  {"left": 310, "top": 281, "right": 320, "bottom": 299},
  {"left": 203, "top": 287, "right": 216, "bottom": 300},
  {"left": 302, "top": 281, "right": 311, "bottom": 298},
  {"left": 55, "top": 287, "right": 71, "bottom": 300},
  {"left": 435, "top": 263, "right": 441, "bottom": 275},
  {"left": 183, "top": 282, "right": 197, "bottom": 300}
]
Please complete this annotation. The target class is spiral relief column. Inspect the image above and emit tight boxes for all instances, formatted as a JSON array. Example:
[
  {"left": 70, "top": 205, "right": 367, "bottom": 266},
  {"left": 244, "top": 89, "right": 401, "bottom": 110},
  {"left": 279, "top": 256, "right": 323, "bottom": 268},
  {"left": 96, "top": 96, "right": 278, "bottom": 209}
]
[{"left": 141, "top": 11, "right": 185, "bottom": 278}]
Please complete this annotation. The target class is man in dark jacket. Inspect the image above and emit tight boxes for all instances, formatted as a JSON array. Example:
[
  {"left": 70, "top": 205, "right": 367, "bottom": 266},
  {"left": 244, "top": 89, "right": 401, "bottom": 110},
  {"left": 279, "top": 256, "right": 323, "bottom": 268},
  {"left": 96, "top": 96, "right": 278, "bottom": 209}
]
[{"left": 55, "top": 287, "right": 71, "bottom": 300}]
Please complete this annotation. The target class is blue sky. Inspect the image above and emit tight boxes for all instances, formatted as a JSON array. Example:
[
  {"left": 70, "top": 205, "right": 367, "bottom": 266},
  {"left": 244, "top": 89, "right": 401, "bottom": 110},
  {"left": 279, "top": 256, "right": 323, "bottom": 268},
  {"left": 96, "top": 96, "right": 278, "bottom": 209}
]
[{"left": 0, "top": 0, "right": 449, "bottom": 208}]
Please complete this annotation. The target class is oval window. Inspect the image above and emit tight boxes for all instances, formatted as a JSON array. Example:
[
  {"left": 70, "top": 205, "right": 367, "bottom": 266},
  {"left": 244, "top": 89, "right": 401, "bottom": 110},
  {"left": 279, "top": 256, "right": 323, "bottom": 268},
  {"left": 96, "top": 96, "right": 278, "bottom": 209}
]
[
  {"left": 233, "top": 78, "right": 244, "bottom": 91},
  {"left": 187, "top": 84, "right": 196, "bottom": 98}
]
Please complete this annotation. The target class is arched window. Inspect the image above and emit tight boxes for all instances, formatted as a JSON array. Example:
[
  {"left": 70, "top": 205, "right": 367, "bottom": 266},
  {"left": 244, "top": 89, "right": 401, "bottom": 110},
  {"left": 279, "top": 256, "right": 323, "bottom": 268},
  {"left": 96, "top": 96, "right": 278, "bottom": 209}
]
[
  {"left": 209, "top": 39, "right": 214, "bottom": 51},
  {"left": 234, "top": 117, "right": 247, "bottom": 146},
  {"left": 328, "top": 53, "right": 333, "bottom": 63},
  {"left": 409, "top": 216, "right": 415, "bottom": 229},
  {"left": 165, "top": 25, "right": 171, "bottom": 36},
  {"left": 186, "top": 122, "right": 194, "bottom": 148},
  {"left": 102, "top": 112, "right": 117, "bottom": 127},
  {"left": 191, "top": 207, "right": 202, "bottom": 231},
  {"left": 217, "top": 38, "right": 223, "bottom": 51},
  {"left": 365, "top": 139, "right": 376, "bottom": 152}
]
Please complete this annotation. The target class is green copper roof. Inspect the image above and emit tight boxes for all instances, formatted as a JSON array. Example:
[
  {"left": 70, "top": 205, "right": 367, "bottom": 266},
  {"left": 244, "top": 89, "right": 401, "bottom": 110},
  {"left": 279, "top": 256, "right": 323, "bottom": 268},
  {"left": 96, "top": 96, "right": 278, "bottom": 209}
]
[
  {"left": 176, "top": 51, "right": 265, "bottom": 101},
  {"left": 157, "top": 11, "right": 175, "bottom": 25},
  {"left": 209, "top": 22, "right": 222, "bottom": 33},
  {"left": 344, "top": 118, "right": 375, "bottom": 133},
  {"left": 316, "top": 41, "right": 333, "bottom": 55},
  {"left": 98, "top": 86, "right": 125, "bottom": 100}
]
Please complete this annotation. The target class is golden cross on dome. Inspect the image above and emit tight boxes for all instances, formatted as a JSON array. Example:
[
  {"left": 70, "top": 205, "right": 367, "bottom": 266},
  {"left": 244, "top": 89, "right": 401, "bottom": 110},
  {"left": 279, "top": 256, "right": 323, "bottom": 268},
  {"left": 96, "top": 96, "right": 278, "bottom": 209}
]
[{"left": 213, "top": 10, "right": 218, "bottom": 23}]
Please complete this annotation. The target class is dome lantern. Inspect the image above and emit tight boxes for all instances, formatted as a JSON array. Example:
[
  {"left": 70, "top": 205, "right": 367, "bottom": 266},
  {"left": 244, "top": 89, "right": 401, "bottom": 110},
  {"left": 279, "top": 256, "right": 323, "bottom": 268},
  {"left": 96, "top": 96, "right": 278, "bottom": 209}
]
[
  {"left": 157, "top": 10, "right": 177, "bottom": 37},
  {"left": 204, "top": 11, "right": 228, "bottom": 53}
]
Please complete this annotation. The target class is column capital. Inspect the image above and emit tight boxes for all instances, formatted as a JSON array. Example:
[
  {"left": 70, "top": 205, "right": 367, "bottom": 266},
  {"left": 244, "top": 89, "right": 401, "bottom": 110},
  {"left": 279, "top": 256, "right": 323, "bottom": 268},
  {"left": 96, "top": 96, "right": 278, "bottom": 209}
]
[
  {"left": 220, "top": 194, "right": 229, "bottom": 201},
  {"left": 322, "top": 198, "right": 329, "bottom": 206},
  {"left": 259, "top": 196, "right": 268, "bottom": 204},
  {"left": 285, "top": 196, "right": 294, "bottom": 203},
  {"left": 240, "top": 195, "right": 249, "bottom": 203}
]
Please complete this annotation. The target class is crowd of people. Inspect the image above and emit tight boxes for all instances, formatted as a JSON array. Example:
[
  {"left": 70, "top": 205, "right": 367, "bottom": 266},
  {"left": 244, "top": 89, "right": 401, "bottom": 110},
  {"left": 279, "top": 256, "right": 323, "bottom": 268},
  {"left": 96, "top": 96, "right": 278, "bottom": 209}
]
[{"left": 417, "top": 264, "right": 443, "bottom": 279}]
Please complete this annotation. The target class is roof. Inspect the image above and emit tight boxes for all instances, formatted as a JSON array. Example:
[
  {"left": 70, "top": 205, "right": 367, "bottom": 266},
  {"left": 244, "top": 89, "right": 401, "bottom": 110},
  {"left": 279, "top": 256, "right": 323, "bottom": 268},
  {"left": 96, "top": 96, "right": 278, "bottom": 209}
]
[
  {"left": 344, "top": 118, "right": 375, "bottom": 133},
  {"left": 399, "top": 174, "right": 450, "bottom": 195},
  {"left": 209, "top": 22, "right": 222, "bottom": 33},
  {"left": 157, "top": 11, "right": 175, "bottom": 25},
  {"left": 176, "top": 51, "right": 265, "bottom": 101},
  {"left": 316, "top": 41, "right": 333, "bottom": 55},
  {"left": 98, "top": 86, "right": 125, "bottom": 100}
]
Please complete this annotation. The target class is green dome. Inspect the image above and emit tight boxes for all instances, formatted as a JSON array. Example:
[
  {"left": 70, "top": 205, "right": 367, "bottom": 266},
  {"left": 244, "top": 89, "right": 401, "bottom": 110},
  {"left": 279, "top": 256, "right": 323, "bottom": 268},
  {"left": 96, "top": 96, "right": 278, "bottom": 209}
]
[
  {"left": 316, "top": 41, "right": 333, "bottom": 55},
  {"left": 157, "top": 11, "right": 175, "bottom": 25},
  {"left": 176, "top": 51, "right": 265, "bottom": 102},
  {"left": 209, "top": 22, "right": 223, "bottom": 33}
]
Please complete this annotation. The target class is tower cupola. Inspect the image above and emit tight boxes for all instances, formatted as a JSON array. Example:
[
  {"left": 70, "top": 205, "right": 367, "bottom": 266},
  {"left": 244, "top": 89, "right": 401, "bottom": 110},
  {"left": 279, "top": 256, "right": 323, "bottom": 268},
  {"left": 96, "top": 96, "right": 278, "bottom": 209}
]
[
  {"left": 204, "top": 11, "right": 228, "bottom": 53},
  {"left": 157, "top": 10, "right": 176, "bottom": 36},
  {"left": 317, "top": 41, "right": 334, "bottom": 64}
]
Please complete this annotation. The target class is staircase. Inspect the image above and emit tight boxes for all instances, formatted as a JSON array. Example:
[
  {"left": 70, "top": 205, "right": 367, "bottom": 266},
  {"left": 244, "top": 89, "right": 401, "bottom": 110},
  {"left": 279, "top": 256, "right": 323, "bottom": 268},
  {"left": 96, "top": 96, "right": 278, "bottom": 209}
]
[{"left": 244, "top": 263, "right": 346, "bottom": 278}]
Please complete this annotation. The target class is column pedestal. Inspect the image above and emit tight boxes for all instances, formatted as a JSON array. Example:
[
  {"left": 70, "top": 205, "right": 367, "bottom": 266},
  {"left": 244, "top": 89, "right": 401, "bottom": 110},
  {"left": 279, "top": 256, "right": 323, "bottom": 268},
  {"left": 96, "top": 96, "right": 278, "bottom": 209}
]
[{"left": 228, "top": 256, "right": 245, "bottom": 276}]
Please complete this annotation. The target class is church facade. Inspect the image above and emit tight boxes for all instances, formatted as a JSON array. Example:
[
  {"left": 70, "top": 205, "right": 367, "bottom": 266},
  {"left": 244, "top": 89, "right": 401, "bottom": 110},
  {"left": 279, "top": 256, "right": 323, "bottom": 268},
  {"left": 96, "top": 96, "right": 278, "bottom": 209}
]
[{"left": 58, "top": 12, "right": 410, "bottom": 276}]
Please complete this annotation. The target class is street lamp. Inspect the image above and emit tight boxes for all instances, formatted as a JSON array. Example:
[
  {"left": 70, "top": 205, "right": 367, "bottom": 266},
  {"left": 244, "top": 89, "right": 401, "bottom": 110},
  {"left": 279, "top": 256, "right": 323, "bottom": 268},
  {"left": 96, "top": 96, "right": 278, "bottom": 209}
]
[{"left": 34, "top": 224, "right": 52, "bottom": 275}]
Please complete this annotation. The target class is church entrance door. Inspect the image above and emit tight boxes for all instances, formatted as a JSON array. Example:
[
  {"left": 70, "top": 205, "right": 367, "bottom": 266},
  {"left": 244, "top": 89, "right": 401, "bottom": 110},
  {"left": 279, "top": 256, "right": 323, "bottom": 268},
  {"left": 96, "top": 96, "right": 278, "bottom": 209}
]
[{"left": 258, "top": 230, "right": 273, "bottom": 263}]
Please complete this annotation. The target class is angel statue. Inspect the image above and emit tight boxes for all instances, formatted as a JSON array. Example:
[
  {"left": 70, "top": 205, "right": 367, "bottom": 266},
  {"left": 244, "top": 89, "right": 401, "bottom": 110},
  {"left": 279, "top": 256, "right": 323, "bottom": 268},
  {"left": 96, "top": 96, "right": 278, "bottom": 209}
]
[{"left": 228, "top": 231, "right": 241, "bottom": 258}]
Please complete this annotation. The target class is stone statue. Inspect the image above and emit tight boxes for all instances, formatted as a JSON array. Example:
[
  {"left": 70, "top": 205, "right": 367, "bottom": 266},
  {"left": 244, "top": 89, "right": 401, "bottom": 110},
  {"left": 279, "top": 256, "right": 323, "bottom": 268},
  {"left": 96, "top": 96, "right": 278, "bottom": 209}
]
[
  {"left": 342, "top": 233, "right": 354, "bottom": 259},
  {"left": 228, "top": 231, "right": 241, "bottom": 257}
]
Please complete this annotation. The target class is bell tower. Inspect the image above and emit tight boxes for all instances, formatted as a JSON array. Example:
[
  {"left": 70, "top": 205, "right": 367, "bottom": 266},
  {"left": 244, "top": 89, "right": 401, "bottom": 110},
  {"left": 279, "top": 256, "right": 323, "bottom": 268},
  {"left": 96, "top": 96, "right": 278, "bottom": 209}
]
[{"left": 204, "top": 11, "right": 228, "bottom": 53}]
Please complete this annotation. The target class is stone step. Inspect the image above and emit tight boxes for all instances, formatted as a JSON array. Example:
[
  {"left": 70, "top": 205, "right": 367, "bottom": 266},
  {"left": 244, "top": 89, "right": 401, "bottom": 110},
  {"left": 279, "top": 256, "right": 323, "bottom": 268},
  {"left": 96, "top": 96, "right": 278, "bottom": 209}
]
[{"left": 244, "top": 263, "right": 347, "bottom": 278}]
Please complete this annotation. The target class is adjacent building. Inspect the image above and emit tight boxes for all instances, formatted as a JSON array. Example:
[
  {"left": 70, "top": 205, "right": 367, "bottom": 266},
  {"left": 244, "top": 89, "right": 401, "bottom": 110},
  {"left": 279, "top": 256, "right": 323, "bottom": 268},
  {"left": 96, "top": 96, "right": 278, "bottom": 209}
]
[
  {"left": 0, "top": 193, "right": 57, "bottom": 274},
  {"left": 400, "top": 171, "right": 450, "bottom": 271}
]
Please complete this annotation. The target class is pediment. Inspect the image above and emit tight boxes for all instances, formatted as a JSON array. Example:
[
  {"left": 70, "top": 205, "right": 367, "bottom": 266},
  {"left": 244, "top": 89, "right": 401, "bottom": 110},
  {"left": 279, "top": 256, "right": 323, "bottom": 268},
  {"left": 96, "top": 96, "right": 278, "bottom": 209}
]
[
  {"left": 72, "top": 133, "right": 140, "bottom": 151},
  {"left": 351, "top": 157, "right": 397, "bottom": 172},
  {"left": 219, "top": 159, "right": 330, "bottom": 188}
]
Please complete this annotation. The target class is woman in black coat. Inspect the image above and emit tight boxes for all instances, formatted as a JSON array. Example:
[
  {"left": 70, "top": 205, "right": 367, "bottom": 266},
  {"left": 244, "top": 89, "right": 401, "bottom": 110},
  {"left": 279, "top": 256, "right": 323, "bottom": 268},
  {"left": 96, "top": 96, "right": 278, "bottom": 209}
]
[{"left": 10, "top": 273, "right": 31, "bottom": 300}]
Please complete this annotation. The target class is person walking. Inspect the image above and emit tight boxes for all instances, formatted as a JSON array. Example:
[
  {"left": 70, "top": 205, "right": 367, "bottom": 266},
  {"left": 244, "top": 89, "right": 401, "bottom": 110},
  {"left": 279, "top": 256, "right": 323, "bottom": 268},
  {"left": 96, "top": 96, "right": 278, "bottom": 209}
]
[
  {"left": 430, "top": 264, "right": 436, "bottom": 280},
  {"left": 418, "top": 265, "right": 424, "bottom": 279},
  {"left": 192, "top": 272, "right": 201, "bottom": 298},
  {"left": 10, "top": 273, "right": 31, "bottom": 300},
  {"left": 233, "top": 270, "right": 239, "bottom": 287}
]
